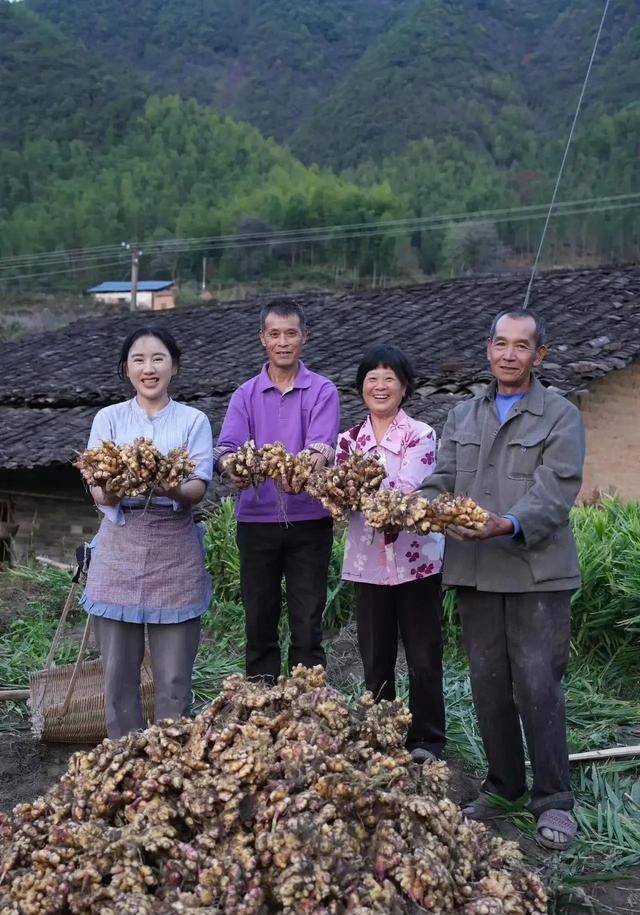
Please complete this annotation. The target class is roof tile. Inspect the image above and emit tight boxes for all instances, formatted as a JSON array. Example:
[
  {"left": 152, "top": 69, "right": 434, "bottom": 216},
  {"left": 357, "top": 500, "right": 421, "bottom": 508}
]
[{"left": 2, "top": 265, "right": 639, "bottom": 469}]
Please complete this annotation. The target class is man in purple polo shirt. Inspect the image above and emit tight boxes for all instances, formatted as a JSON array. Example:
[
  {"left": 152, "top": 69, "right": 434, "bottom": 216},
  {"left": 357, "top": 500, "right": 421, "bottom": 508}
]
[{"left": 214, "top": 298, "right": 340, "bottom": 681}]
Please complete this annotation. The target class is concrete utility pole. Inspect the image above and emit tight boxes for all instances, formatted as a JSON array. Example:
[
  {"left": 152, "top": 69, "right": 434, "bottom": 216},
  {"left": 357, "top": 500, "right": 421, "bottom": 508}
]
[
  {"left": 130, "top": 247, "right": 141, "bottom": 311},
  {"left": 122, "top": 242, "right": 142, "bottom": 310},
  {"left": 201, "top": 256, "right": 207, "bottom": 292}
]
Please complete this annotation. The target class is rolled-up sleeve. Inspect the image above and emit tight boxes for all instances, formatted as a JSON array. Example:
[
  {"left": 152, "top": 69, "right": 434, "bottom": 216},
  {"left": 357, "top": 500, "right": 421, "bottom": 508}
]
[
  {"left": 187, "top": 412, "right": 214, "bottom": 483},
  {"left": 306, "top": 381, "right": 340, "bottom": 460},
  {"left": 506, "top": 403, "right": 585, "bottom": 548}
]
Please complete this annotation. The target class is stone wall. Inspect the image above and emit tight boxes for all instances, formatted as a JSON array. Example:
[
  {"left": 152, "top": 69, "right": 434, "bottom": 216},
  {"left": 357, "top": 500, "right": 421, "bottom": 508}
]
[{"left": 0, "top": 468, "right": 99, "bottom": 565}]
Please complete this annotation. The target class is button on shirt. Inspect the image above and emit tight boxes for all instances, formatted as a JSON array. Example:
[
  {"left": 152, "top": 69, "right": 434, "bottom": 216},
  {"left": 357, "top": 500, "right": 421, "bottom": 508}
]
[
  {"left": 339, "top": 410, "right": 443, "bottom": 586},
  {"left": 215, "top": 361, "right": 340, "bottom": 522},
  {"left": 87, "top": 398, "right": 213, "bottom": 526}
]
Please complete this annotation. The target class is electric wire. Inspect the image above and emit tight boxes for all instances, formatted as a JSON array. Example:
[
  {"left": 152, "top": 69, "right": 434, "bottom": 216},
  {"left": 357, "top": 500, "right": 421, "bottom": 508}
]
[{"left": 523, "top": 0, "right": 613, "bottom": 308}]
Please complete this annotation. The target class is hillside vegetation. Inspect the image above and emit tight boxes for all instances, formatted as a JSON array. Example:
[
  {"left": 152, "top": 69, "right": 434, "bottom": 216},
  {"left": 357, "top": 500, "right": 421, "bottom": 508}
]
[
  {"left": 26, "top": 0, "right": 412, "bottom": 141},
  {"left": 1, "top": 0, "right": 638, "bottom": 289}
]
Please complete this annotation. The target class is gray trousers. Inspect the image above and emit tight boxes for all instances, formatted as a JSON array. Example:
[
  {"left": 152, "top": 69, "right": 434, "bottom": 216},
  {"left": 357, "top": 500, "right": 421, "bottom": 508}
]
[
  {"left": 457, "top": 588, "right": 573, "bottom": 815},
  {"left": 93, "top": 616, "right": 201, "bottom": 739}
]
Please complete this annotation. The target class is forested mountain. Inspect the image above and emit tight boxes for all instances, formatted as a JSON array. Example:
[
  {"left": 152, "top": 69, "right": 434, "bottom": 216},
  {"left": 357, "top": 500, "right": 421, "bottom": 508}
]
[
  {"left": 25, "top": 0, "right": 639, "bottom": 167},
  {"left": 292, "top": 0, "right": 536, "bottom": 168},
  {"left": 0, "top": 0, "right": 399, "bottom": 278},
  {"left": 0, "top": 92, "right": 400, "bottom": 277},
  {"left": 351, "top": 107, "right": 640, "bottom": 274},
  {"left": 293, "top": 0, "right": 640, "bottom": 167},
  {"left": 1, "top": 0, "right": 638, "bottom": 288},
  {"left": 0, "top": 2, "right": 145, "bottom": 147},
  {"left": 523, "top": 0, "right": 640, "bottom": 132},
  {"left": 25, "top": 0, "right": 412, "bottom": 141}
]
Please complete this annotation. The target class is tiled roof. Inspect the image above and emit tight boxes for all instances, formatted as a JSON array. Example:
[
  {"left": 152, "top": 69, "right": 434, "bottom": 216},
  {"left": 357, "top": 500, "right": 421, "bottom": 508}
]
[{"left": 2, "top": 265, "right": 639, "bottom": 470}]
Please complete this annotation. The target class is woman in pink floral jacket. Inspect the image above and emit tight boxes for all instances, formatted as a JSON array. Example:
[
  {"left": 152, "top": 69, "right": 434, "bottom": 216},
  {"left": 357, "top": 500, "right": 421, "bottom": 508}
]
[{"left": 338, "top": 344, "right": 445, "bottom": 762}]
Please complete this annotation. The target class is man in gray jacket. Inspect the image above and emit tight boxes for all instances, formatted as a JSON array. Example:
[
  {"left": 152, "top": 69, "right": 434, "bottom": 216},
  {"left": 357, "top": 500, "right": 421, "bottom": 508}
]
[{"left": 418, "top": 309, "right": 585, "bottom": 851}]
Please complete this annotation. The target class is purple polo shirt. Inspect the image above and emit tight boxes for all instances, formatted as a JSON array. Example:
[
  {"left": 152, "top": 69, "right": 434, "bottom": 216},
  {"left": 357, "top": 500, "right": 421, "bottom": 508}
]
[{"left": 215, "top": 361, "right": 340, "bottom": 522}]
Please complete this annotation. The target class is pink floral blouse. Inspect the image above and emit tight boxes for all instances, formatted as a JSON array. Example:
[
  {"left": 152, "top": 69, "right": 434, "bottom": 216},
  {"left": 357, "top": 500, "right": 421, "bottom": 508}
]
[{"left": 338, "top": 409, "right": 444, "bottom": 586}]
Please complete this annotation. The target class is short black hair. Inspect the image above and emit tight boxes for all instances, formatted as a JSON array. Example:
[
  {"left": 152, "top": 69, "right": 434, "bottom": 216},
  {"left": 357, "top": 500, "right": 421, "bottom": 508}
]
[
  {"left": 260, "top": 297, "right": 307, "bottom": 332},
  {"left": 356, "top": 344, "right": 415, "bottom": 405},
  {"left": 489, "top": 309, "right": 546, "bottom": 347},
  {"left": 117, "top": 324, "right": 181, "bottom": 380}
]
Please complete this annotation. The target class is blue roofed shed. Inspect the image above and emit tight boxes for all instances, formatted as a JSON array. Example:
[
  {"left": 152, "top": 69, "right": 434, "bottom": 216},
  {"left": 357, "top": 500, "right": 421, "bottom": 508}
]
[{"left": 86, "top": 280, "right": 177, "bottom": 310}]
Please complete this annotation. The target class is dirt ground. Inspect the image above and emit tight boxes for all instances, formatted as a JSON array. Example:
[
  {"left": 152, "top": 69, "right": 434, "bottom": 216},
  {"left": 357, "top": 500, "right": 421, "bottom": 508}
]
[
  {"left": 0, "top": 621, "right": 638, "bottom": 913},
  {"left": 0, "top": 729, "right": 81, "bottom": 812}
]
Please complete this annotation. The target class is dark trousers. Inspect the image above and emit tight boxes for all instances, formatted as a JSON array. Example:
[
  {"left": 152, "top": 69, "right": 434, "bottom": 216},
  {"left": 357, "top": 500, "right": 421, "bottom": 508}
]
[
  {"left": 93, "top": 615, "right": 201, "bottom": 739},
  {"left": 457, "top": 588, "right": 573, "bottom": 814},
  {"left": 356, "top": 574, "right": 445, "bottom": 756},
  {"left": 236, "top": 518, "right": 333, "bottom": 680}
]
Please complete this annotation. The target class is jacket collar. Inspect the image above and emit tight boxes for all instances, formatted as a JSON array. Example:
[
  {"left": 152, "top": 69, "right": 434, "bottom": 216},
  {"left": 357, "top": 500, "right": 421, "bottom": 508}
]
[
  {"left": 257, "top": 360, "right": 311, "bottom": 393},
  {"left": 484, "top": 375, "right": 545, "bottom": 417}
]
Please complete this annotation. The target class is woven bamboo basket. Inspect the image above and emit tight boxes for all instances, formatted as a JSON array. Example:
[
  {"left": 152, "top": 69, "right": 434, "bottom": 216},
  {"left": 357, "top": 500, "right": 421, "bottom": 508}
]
[
  {"left": 29, "top": 652, "right": 155, "bottom": 743},
  {"left": 0, "top": 572, "right": 155, "bottom": 743}
]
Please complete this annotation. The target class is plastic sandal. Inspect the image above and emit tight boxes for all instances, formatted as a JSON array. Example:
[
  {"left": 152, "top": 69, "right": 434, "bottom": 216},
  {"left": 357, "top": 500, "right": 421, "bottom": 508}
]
[{"left": 535, "top": 808, "right": 577, "bottom": 851}]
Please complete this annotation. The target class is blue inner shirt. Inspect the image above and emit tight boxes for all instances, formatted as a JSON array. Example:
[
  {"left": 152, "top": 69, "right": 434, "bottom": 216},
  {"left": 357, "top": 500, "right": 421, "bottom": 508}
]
[
  {"left": 495, "top": 391, "right": 526, "bottom": 424},
  {"left": 495, "top": 392, "right": 526, "bottom": 537}
]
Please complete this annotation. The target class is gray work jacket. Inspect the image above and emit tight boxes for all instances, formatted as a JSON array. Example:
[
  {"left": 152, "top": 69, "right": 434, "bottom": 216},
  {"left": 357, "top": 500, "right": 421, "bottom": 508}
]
[{"left": 418, "top": 377, "right": 585, "bottom": 592}]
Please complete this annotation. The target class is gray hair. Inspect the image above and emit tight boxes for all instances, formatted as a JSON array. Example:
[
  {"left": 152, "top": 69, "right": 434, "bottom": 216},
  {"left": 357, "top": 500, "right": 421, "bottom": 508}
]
[
  {"left": 259, "top": 297, "right": 307, "bottom": 332},
  {"left": 489, "top": 309, "right": 546, "bottom": 347}
]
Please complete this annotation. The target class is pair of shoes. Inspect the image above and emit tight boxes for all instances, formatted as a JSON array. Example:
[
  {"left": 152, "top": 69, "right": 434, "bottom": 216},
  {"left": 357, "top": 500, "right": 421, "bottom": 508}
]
[
  {"left": 535, "top": 808, "right": 577, "bottom": 851},
  {"left": 410, "top": 747, "right": 437, "bottom": 765}
]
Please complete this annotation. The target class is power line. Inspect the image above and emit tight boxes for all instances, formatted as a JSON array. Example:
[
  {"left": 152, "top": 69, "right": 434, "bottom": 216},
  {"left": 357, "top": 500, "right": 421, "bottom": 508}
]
[
  {"left": 1, "top": 198, "right": 638, "bottom": 284},
  {"left": 0, "top": 259, "right": 129, "bottom": 283},
  {"left": 523, "top": 0, "right": 613, "bottom": 308},
  {"left": 1, "top": 191, "right": 639, "bottom": 272}
]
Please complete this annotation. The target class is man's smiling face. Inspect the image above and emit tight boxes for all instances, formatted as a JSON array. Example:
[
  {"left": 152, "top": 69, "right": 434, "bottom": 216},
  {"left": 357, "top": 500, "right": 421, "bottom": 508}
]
[{"left": 487, "top": 314, "right": 547, "bottom": 392}]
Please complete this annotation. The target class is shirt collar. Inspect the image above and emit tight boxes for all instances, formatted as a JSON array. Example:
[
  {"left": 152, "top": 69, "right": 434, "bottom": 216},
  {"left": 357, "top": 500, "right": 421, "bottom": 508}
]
[
  {"left": 130, "top": 396, "right": 174, "bottom": 421},
  {"left": 257, "top": 360, "right": 311, "bottom": 393},
  {"left": 484, "top": 376, "right": 545, "bottom": 416},
  {"left": 357, "top": 408, "right": 409, "bottom": 455}
]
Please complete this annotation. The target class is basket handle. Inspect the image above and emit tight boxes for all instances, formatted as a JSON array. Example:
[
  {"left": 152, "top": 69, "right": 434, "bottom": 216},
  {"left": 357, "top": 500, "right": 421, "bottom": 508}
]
[
  {"left": 56, "top": 615, "right": 93, "bottom": 718},
  {"left": 44, "top": 581, "right": 80, "bottom": 670}
]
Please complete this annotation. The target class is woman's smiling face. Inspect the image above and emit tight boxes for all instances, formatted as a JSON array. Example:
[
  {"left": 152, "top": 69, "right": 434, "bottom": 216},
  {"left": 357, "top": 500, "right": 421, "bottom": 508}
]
[
  {"left": 125, "top": 334, "right": 176, "bottom": 401},
  {"left": 362, "top": 364, "right": 406, "bottom": 419}
]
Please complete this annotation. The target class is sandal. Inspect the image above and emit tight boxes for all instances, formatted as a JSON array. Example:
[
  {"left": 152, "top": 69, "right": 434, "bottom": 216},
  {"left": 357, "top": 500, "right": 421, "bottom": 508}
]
[
  {"left": 410, "top": 748, "right": 437, "bottom": 765},
  {"left": 462, "top": 793, "right": 520, "bottom": 821},
  {"left": 535, "top": 808, "right": 577, "bottom": 851}
]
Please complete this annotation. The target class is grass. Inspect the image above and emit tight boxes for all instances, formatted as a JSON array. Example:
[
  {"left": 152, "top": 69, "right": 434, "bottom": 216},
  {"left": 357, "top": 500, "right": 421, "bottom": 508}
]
[
  {"left": 1, "top": 498, "right": 640, "bottom": 910},
  {"left": 0, "top": 566, "right": 86, "bottom": 727}
]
